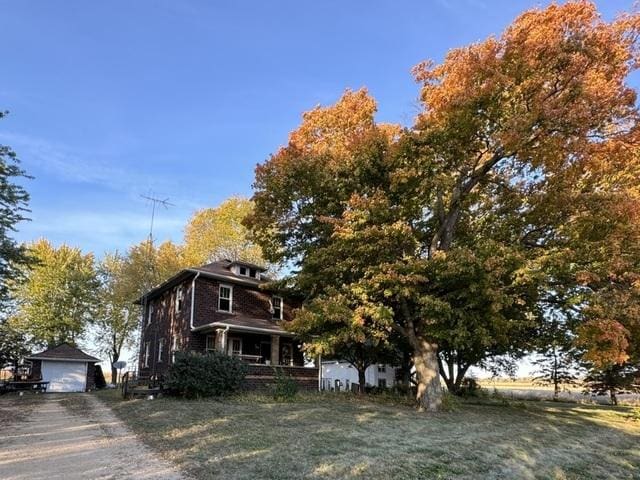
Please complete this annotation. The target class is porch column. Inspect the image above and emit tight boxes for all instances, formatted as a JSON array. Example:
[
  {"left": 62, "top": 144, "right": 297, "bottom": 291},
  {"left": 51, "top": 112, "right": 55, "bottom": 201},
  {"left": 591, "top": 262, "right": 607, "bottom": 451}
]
[
  {"left": 271, "top": 335, "right": 280, "bottom": 365},
  {"left": 215, "top": 328, "right": 227, "bottom": 353}
]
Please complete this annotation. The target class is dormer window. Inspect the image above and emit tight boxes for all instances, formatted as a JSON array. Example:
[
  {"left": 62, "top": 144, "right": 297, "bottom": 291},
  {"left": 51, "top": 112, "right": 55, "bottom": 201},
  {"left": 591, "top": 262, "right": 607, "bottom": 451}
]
[
  {"left": 233, "top": 263, "right": 261, "bottom": 280},
  {"left": 147, "top": 304, "right": 154, "bottom": 325}
]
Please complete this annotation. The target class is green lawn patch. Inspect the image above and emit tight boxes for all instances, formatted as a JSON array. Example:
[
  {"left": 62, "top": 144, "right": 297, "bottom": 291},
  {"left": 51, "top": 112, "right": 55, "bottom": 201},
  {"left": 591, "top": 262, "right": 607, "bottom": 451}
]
[{"left": 95, "top": 389, "right": 640, "bottom": 480}]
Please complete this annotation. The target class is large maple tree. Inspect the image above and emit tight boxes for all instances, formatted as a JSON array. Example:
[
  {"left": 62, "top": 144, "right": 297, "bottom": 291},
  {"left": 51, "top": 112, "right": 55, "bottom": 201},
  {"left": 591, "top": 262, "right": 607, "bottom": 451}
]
[{"left": 247, "top": 1, "right": 640, "bottom": 410}]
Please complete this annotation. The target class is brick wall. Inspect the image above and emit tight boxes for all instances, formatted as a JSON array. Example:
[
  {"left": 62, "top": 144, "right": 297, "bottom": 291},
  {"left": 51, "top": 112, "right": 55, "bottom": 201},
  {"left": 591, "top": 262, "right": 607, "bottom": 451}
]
[
  {"left": 193, "top": 277, "right": 297, "bottom": 328},
  {"left": 243, "top": 364, "right": 319, "bottom": 391},
  {"left": 139, "top": 274, "right": 302, "bottom": 376},
  {"left": 138, "top": 278, "right": 193, "bottom": 376}
]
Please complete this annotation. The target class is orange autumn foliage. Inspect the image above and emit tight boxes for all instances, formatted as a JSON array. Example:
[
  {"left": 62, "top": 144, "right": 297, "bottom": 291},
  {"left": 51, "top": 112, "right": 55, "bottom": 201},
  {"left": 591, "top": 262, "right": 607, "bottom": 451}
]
[{"left": 577, "top": 319, "right": 631, "bottom": 368}]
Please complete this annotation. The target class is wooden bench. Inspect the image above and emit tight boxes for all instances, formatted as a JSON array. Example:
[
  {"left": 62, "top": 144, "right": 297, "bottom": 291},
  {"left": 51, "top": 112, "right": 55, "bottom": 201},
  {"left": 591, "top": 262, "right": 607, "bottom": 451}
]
[{"left": 121, "top": 372, "right": 164, "bottom": 399}]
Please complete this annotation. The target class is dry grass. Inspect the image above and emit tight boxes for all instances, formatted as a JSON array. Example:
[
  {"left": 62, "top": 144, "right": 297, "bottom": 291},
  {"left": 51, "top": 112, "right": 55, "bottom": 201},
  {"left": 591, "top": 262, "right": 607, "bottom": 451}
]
[{"left": 95, "top": 389, "right": 640, "bottom": 480}]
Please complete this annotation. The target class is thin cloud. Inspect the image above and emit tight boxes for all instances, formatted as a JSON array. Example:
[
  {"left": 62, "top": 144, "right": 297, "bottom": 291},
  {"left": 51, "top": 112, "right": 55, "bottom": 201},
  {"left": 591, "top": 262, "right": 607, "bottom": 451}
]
[{"left": 0, "top": 132, "right": 159, "bottom": 193}]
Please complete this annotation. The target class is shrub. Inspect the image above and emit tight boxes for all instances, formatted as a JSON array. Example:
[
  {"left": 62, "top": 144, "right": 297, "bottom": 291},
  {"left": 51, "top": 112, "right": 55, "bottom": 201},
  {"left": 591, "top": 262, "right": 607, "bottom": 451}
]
[
  {"left": 440, "top": 391, "right": 460, "bottom": 412},
  {"left": 458, "top": 377, "right": 481, "bottom": 397},
  {"left": 272, "top": 367, "right": 298, "bottom": 401},
  {"left": 166, "top": 351, "right": 247, "bottom": 399}
]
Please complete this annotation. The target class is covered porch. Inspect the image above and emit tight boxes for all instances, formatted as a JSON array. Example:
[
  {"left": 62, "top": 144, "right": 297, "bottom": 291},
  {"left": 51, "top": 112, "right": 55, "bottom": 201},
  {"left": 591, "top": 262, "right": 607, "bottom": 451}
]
[{"left": 194, "top": 319, "right": 305, "bottom": 367}]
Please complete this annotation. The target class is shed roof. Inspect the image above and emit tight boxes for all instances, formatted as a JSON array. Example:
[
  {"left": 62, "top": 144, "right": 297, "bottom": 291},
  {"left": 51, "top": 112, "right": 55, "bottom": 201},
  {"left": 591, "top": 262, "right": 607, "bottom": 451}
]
[{"left": 27, "top": 344, "right": 100, "bottom": 363}]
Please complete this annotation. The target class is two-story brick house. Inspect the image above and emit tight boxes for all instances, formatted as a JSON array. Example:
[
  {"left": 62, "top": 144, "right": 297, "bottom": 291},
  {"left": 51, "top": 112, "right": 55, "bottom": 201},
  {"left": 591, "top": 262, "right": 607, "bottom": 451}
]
[{"left": 137, "top": 259, "right": 317, "bottom": 389}]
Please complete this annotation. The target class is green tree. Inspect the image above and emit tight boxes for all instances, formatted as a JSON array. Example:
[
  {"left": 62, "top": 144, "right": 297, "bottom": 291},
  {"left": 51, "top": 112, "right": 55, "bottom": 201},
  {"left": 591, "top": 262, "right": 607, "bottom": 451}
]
[
  {"left": 10, "top": 239, "right": 99, "bottom": 347},
  {"left": 247, "top": 2, "right": 640, "bottom": 411},
  {"left": 0, "top": 319, "right": 30, "bottom": 368},
  {"left": 583, "top": 364, "right": 639, "bottom": 406},
  {"left": 0, "top": 111, "right": 33, "bottom": 310},
  {"left": 94, "top": 253, "right": 141, "bottom": 384},
  {"left": 292, "top": 290, "right": 400, "bottom": 393}
]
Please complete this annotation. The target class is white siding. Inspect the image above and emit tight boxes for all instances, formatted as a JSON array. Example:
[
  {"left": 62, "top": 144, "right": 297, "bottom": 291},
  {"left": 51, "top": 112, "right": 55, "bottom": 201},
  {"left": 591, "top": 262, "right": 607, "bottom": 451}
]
[{"left": 321, "top": 361, "right": 398, "bottom": 391}]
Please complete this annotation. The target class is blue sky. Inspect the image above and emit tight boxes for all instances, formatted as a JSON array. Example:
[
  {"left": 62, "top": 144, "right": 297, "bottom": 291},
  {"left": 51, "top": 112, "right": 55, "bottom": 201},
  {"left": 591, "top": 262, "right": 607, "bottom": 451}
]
[{"left": 1, "top": 0, "right": 632, "bottom": 257}]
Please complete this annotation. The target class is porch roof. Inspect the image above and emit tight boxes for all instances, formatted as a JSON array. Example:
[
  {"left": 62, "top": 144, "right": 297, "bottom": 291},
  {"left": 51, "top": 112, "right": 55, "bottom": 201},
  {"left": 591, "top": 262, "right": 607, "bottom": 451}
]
[{"left": 192, "top": 316, "right": 295, "bottom": 336}]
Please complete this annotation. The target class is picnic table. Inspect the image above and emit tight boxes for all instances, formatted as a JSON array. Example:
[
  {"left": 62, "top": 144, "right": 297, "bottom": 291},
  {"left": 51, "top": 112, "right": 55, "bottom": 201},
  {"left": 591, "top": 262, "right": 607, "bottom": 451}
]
[{"left": 7, "top": 380, "right": 49, "bottom": 393}]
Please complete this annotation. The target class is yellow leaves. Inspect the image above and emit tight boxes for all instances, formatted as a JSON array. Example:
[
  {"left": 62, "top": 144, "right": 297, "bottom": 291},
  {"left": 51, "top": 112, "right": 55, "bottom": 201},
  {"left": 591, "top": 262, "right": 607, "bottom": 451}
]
[
  {"left": 575, "top": 270, "right": 601, "bottom": 286},
  {"left": 183, "top": 197, "right": 265, "bottom": 267}
]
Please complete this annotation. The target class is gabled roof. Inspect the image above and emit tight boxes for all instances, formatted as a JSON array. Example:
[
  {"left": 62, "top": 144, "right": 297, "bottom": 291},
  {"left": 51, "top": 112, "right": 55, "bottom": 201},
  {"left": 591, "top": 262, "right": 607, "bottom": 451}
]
[{"left": 27, "top": 344, "right": 100, "bottom": 363}]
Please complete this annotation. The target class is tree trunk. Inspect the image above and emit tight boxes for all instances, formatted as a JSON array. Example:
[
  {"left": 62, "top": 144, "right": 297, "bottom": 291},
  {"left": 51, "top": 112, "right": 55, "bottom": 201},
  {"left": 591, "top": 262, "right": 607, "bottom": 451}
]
[
  {"left": 610, "top": 388, "right": 618, "bottom": 406},
  {"left": 357, "top": 368, "right": 366, "bottom": 394},
  {"left": 413, "top": 339, "right": 442, "bottom": 411},
  {"left": 438, "top": 354, "right": 470, "bottom": 395},
  {"left": 111, "top": 351, "right": 119, "bottom": 386}
]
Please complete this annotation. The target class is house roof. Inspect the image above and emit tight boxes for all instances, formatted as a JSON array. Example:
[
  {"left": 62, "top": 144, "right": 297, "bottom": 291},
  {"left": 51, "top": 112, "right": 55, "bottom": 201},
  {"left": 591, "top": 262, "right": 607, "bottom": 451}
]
[
  {"left": 137, "top": 260, "right": 272, "bottom": 304},
  {"left": 26, "top": 344, "right": 100, "bottom": 363},
  {"left": 193, "top": 315, "right": 295, "bottom": 336}
]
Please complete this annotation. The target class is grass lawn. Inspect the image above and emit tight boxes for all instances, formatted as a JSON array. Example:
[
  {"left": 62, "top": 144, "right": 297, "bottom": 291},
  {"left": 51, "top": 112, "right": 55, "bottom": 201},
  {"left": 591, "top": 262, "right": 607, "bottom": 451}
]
[{"left": 96, "top": 390, "right": 640, "bottom": 480}]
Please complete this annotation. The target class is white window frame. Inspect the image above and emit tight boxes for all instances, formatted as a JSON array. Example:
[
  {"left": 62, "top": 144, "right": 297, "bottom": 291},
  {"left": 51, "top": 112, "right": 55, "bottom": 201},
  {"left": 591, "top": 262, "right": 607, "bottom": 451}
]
[
  {"left": 158, "top": 338, "right": 165, "bottom": 363},
  {"left": 175, "top": 286, "right": 184, "bottom": 313},
  {"left": 378, "top": 378, "right": 387, "bottom": 388},
  {"left": 206, "top": 335, "right": 216, "bottom": 352},
  {"left": 147, "top": 304, "right": 153, "bottom": 325},
  {"left": 378, "top": 364, "right": 386, "bottom": 373},
  {"left": 271, "top": 295, "right": 283, "bottom": 320},
  {"left": 171, "top": 336, "right": 178, "bottom": 363},
  {"left": 228, "top": 337, "right": 242, "bottom": 356},
  {"left": 239, "top": 266, "right": 248, "bottom": 276},
  {"left": 143, "top": 342, "right": 150, "bottom": 368},
  {"left": 218, "top": 284, "right": 233, "bottom": 313}
]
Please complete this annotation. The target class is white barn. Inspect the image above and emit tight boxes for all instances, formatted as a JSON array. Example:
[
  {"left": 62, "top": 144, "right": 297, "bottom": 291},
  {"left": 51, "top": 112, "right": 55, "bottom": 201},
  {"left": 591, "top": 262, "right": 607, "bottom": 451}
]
[{"left": 321, "top": 361, "right": 399, "bottom": 391}]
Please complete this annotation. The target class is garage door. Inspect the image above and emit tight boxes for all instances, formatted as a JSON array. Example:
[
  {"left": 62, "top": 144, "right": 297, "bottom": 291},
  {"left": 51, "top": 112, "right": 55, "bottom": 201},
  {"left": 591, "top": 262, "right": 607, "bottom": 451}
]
[{"left": 41, "top": 361, "right": 86, "bottom": 392}]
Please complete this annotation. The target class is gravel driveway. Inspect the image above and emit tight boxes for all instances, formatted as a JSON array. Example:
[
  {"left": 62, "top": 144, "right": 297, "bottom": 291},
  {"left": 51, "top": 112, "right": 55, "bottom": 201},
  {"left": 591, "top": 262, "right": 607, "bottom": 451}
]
[{"left": 0, "top": 393, "right": 187, "bottom": 480}]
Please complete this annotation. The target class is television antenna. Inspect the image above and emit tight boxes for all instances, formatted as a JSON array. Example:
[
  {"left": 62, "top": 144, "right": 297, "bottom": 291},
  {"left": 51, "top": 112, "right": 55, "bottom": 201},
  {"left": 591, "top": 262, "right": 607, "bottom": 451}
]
[{"left": 141, "top": 193, "right": 175, "bottom": 245}]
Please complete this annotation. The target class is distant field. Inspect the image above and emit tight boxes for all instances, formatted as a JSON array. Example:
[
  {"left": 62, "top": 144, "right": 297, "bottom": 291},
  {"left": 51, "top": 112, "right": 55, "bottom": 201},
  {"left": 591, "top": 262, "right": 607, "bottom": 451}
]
[
  {"left": 479, "top": 378, "right": 640, "bottom": 406},
  {"left": 480, "top": 377, "right": 575, "bottom": 390},
  {"left": 97, "top": 389, "right": 640, "bottom": 480}
]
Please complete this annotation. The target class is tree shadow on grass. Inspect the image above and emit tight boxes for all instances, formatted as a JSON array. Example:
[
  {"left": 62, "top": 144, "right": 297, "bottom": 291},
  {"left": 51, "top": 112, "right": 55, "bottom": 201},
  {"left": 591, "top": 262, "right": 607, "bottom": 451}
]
[{"left": 99, "top": 391, "right": 640, "bottom": 480}]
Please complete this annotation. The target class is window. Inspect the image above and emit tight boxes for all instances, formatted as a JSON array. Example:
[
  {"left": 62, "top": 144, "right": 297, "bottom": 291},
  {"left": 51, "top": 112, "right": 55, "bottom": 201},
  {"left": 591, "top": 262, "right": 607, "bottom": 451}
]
[
  {"left": 271, "top": 296, "right": 283, "bottom": 320},
  {"left": 175, "top": 286, "right": 184, "bottom": 312},
  {"left": 378, "top": 365, "right": 386, "bottom": 373},
  {"left": 249, "top": 268, "right": 257, "bottom": 278},
  {"left": 143, "top": 342, "right": 150, "bottom": 368},
  {"left": 158, "top": 338, "right": 165, "bottom": 363},
  {"left": 171, "top": 337, "right": 178, "bottom": 363},
  {"left": 378, "top": 378, "right": 387, "bottom": 388},
  {"left": 206, "top": 335, "right": 216, "bottom": 352},
  {"left": 146, "top": 304, "right": 154, "bottom": 325},
  {"left": 239, "top": 266, "right": 247, "bottom": 276},
  {"left": 218, "top": 284, "right": 232, "bottom": 312},
  {"left": 228, "top": 337, "right": 242, "bottom": 356}
]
